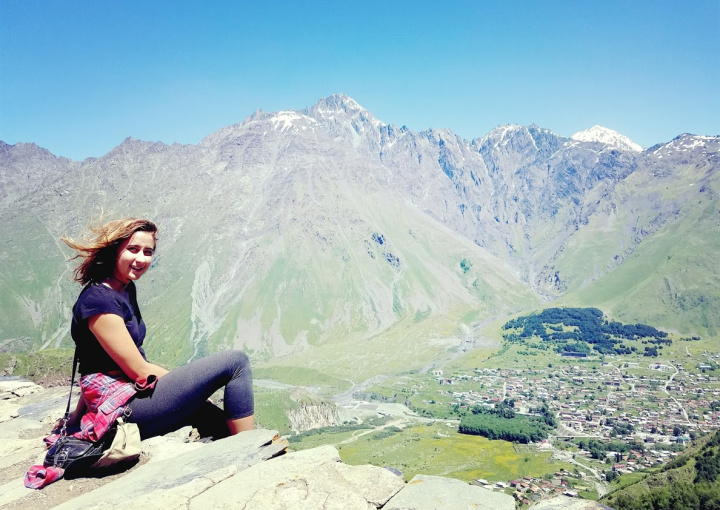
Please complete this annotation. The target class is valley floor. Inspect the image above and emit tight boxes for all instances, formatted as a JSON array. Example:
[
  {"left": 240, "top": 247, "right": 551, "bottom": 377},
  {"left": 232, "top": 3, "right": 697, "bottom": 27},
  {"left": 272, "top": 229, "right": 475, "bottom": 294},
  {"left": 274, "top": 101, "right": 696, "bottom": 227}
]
[{"left": 270, "top": 338, "right": 719, "bottom": 506}]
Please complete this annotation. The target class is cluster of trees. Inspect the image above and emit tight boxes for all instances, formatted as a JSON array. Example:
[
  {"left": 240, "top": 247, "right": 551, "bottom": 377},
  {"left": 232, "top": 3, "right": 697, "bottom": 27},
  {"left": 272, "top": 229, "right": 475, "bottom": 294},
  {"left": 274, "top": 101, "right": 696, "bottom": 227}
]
[
  {"left": 502, "top": 307, "right": 670, "bottom": 356},
  {"left": 287, "top": 416, "right": 395, "bottom": 443},
  {"left": 605, "top": 470, "right": 620, "bottom": 482},
  {"left": 605, "top": 418, "right": 634, "bottom": 437},
  {"left": 458, "top": 400, "right": 554, "bottom": 444},
  {"left": 643, "top": 346, "right": 659, "bottom": 357},
  {"left": 370, "top": 426, "right": 403, "bottom": 441},
  {"left": 696, "top": 448, "right": 720, "bottom": 484},
  {"left": 679, "top": 335, "right": 702, "bottom": 341},
  {"left": 529, "top": 403, "right": 558, "bottom": 428},
  {"left": 574, "top": 438, "right": 644, "bottom": 459},
  {"left": 287, "top": 422, "right": 371, "bottom": 443},
  {"left": 673, "top": 425, "right": 690, "bottom": 437},
  {"left": 695, "top": 432, "right": 720, "bottom": 482}
]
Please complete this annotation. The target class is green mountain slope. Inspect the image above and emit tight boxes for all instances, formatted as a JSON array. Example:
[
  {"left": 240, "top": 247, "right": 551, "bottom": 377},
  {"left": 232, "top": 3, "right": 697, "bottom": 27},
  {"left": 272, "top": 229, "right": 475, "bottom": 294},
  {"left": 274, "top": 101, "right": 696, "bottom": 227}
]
[
  {"left": 555, "top": 148, "right": 720, "bottom": 335},
  {"left": 601, "top": 431, "right": 720, "bottom": 510}
]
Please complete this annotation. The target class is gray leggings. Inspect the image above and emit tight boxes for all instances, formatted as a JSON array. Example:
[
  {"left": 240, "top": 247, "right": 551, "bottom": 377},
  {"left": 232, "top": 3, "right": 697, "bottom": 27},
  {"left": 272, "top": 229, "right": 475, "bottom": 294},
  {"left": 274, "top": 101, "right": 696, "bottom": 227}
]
[{"left": 126, "top": 350, "right": 253, "bottom": 439}]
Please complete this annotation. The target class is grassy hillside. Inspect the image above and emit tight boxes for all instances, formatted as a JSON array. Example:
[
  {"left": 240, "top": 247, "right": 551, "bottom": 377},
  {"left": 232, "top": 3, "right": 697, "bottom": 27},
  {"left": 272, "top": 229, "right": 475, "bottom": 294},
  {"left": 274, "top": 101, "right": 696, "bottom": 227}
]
[
  {"left": 0, "top": 348, "right": 75, "bottom": 386},
  {"left": 555, "top": 159, "right": 720, "bottom": 336},
  {"left": 169, "top": 194, "right": 539, "bottom": 378},
  {"left": 0, "top": 210, "right": 74, "bottom": 352},
  {"left": 601, "top": 431, "right": 720, "bottom": 510},
  {"left": 291, "top": 422, "right": 575, "bottom": 483}
]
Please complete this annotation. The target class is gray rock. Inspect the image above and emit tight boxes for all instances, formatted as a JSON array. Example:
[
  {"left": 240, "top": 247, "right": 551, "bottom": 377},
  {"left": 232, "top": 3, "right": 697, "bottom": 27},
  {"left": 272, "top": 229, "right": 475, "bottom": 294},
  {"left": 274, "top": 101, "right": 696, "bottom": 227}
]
[
  {"left": 0, "top": 431, "right": 44, "bottom": 470},
  {"left": 10, "top": 385, "right": 68, "bottom": 424},
  {"left": 0, "top": 380, "right": 44, "bottom": 399},
  {"left": 0, "top": 385, "right": 65, "bottom": 476},
  {"left": 51, "top": 429, "right": 288, "bottom": 510},
  {"left": 189, "top": 445, "right": 405, "bottom": 510},
  {"left": 0, "top": 478, "right": 34, "bottom": 508},
  {"left": 140, "top": 433, "right": 204, "bottom": 463},
  {"left": 162, "top": 425, "right": 195, "bottom": 441},
  {"left": 384, "top": 474, "right": 515, "bottom": 510}
]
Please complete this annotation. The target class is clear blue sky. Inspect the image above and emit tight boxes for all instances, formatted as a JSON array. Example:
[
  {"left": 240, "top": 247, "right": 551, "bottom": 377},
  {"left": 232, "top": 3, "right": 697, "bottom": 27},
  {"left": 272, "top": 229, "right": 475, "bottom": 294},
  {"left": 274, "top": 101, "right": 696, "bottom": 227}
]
[{"left": 1, "top": 0, "right": 718, "bottom": 160}]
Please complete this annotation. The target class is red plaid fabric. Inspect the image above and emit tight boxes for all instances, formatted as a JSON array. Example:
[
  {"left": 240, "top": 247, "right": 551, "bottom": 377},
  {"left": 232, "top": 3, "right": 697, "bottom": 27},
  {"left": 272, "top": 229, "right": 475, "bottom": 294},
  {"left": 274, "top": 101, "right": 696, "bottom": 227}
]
[
  {"left": 25, "top": 371, "right": 137, "bottom": 488},
  {"left": 76, "top": 371, "right": 136, "bottom": 441},
  {"left": 43, "top": 371, "right": 136, "bottom": 446},
  {"left": 24, "top": 465, "right": 65, "bottom": 489}
]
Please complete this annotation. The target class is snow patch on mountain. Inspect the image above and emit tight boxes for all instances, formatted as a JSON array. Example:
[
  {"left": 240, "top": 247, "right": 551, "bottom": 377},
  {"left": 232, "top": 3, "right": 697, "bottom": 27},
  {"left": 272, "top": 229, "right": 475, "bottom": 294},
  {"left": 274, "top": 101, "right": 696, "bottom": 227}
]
[
  {"left": 306, "top": 94, "right": 385, "bottom": 130},
  {"left": 571, "top": 125, "right": 643, "bottom": 152},
  {"left": 648, "top": 134, "right": 719, "bottom": 157},
  {"left": 270, "top": 111, "right": 317, "bottom": 133},
  {"left": 476, "top": 124, "right": 523, "bottom": 149}
]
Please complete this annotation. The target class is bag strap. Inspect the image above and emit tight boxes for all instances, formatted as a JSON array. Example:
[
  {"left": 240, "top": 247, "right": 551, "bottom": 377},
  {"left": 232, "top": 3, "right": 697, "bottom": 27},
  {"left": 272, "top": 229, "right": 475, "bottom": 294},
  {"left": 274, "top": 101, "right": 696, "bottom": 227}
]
[{"left": 60, "top": 348, "right": 79, "bottom": 438}]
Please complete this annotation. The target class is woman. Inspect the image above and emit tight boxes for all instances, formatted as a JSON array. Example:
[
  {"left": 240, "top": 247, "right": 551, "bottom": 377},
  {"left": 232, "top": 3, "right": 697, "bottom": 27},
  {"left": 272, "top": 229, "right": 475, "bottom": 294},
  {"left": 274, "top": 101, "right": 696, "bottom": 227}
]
[{"left": 60, "top": 218, "right": 254, "bottom": 440}]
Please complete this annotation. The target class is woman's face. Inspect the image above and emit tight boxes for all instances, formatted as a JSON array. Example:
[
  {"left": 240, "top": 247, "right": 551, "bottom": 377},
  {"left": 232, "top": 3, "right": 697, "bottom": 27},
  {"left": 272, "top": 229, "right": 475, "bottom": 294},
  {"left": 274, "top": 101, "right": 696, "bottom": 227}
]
[{"left": 113, "top": 231, "right": 155, "bottom": 284}]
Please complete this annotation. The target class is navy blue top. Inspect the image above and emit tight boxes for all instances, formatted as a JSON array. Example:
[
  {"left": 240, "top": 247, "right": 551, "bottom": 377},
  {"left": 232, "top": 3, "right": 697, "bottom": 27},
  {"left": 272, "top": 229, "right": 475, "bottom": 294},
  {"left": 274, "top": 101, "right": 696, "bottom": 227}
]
[{"left": 70, "top": 282, "right": 147, "bottom": 375}]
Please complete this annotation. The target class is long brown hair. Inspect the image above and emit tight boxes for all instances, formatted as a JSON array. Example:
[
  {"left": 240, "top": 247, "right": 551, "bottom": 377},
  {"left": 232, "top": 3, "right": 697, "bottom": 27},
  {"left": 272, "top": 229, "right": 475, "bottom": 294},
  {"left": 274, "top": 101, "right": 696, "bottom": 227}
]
[{"left": 61, "top": 218, "right": 158, "bottom": 285}]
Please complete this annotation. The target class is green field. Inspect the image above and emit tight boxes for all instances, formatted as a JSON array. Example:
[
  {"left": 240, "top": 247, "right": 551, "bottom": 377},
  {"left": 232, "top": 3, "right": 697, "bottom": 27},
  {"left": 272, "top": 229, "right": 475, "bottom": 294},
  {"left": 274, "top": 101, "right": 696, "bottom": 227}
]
[{"left": 291, "top": 423, "right": 574, "bottom": 482}]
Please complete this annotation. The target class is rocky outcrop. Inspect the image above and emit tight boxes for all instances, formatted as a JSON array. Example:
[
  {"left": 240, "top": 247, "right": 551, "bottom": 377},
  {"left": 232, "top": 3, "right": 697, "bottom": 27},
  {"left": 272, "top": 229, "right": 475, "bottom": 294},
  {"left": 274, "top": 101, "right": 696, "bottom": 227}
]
[
  {"left": 384, "top": 474, "right": 515, "bottom": 510},
  {"left": 0, "top": 378, "right": 519, "bottom": 510},
  {"left": 286, "top": 390, "right": 349, "bottom": 433}
]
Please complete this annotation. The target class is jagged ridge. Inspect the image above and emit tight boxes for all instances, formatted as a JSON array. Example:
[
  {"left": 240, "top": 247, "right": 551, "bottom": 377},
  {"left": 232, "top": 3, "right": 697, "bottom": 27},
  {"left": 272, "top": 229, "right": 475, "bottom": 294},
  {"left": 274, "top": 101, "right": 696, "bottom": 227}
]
[{"left": 0, "top": 95, "right": 718, "bottom": 377}]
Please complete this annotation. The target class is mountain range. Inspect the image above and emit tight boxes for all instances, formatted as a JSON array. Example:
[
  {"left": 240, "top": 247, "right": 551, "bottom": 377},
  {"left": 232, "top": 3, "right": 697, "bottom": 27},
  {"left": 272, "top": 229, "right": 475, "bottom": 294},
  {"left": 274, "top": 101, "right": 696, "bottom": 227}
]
[{"left": 1, "top": 94, "right": 718, "bottom": 377}]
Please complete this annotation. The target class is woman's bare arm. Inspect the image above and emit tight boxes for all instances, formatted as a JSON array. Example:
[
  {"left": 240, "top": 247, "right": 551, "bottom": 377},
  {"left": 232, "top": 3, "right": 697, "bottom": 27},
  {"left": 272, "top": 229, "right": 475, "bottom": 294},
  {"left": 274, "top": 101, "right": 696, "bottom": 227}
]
[{"left": 89, "top": 314, "right": 169, "bottom": 382}]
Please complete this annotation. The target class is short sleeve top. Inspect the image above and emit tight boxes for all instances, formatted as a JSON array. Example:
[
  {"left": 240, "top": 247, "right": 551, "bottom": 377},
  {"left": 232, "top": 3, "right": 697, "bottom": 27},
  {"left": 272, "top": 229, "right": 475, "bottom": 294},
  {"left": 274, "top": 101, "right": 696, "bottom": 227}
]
[{"left": 70, "top": 282, "right": 147, "bottom": 375}]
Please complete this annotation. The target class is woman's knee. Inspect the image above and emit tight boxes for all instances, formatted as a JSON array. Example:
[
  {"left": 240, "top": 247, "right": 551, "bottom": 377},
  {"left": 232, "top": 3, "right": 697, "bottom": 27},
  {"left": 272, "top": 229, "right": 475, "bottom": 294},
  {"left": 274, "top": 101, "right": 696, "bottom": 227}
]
[
  {"left": 226, "top": 350, "right": 251, "bottom": 378},
  {"left": 227, "top": 349, "right": 250, "bottom": 366}
]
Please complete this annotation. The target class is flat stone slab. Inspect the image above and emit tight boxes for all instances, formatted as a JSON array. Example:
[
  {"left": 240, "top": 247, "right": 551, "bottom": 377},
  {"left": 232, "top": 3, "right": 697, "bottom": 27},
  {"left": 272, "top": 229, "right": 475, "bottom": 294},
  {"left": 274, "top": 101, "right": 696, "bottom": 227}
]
[
  {"left": 52, "top": 429, "right": 288, "bottom": 510},
  {"left": 0, "top": 380, "right": 44, "bottom": 399},
  {"left": 0, "top": 385, "right": 67, "bottom": 425},
  {"left": 189, "top": 444, "right": 405, "bottom": 509},
  {"left": 384, "top": 474, "right": 515, "bottom": 510}
]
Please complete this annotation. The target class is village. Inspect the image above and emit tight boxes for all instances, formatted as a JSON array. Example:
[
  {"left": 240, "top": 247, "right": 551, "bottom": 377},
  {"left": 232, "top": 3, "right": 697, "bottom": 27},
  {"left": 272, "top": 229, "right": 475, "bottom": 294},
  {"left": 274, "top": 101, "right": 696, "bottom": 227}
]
[
  {"left": 423, "top": 349, "right": 720, "bottom": 505},
  {"left": 472, "top": 471, "right": 593, "bottom": 507},
  {"left": 432, "top": 352, "right": 719, "bottom": 439}
]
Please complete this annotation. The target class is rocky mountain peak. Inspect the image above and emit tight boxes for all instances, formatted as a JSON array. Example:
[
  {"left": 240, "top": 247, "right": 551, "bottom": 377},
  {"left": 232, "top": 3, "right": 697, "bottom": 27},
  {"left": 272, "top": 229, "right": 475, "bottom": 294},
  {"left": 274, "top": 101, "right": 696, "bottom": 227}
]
[
  {"left": 422, "top": 126, "right": 464, "bottom": 145},
  {"left": 305, "top": 94, "right": 385, "bottom": 129},
  {"left": 0, "top": 140, "right": 62, "bottom": 161},
  {"left": 0, "top": 140, "right": 75, "bottom": 210},
  {"left": 267, "top": 110, "right": 319, "bottom": 134},
  {"left": 654, "top": 133, "right": 718, "bottom": 151},
  {"left": 104, "top": 136, "right": 171, "bottom": 157},
  {"left": 475, "top": 124, "right": 523, "bottom": 146},
  {"left": 571, "top": 125, "right": 643, "bottom": 152},
  {"left": 473, "top": 124, "right": 562, "bottom": 161},
  {"left": 309, "top": 93, "right": 366, "bottom": 114}
]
